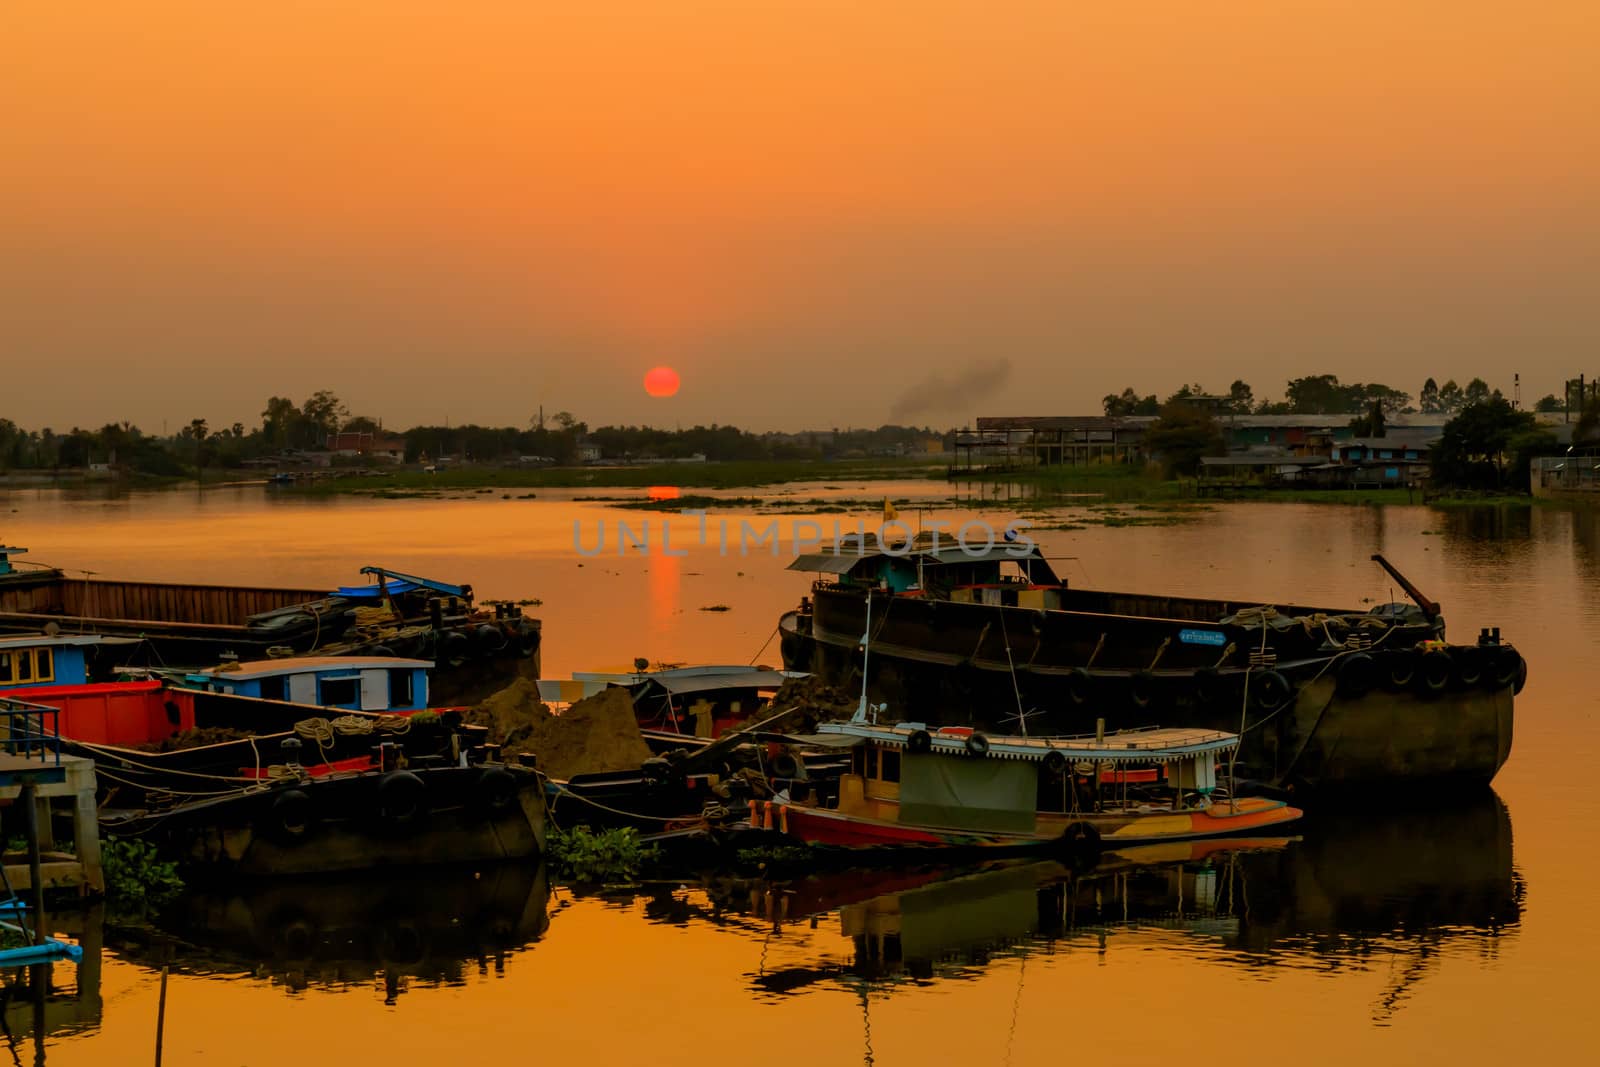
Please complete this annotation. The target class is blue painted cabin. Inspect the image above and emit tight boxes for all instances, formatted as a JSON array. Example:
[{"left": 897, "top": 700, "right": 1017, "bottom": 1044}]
[
  {"left": 184, "top": 656, "right": 432, "bottom": 712},
  {"left": 0, "top": 635, "right": 111, "bottom": 690}
]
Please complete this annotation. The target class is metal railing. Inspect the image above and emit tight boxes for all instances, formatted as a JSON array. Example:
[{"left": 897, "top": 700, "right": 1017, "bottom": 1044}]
[{"left": 0, "top": 697, "right": 62, "bottom": 765}]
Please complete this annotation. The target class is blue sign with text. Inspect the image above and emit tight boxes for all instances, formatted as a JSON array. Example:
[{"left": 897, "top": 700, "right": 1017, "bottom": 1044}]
[{"left": 1179, "top": 628, "right": 1227, "bottom": 647}]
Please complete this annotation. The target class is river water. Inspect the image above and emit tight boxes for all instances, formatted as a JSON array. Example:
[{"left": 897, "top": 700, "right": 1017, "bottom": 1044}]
[{"left": 2, "top": 483, "right": 1596, "bottom": 1065}]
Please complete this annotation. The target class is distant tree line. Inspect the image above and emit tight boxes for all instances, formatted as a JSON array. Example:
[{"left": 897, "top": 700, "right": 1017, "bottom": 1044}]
[{"left": 0, "top": 392, "right": 947, "bottom": 475}]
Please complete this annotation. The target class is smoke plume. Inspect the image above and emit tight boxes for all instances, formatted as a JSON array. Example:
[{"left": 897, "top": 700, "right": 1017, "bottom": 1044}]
[{"left": 889, "top": 358, "right": 1012, "bottom": 421}]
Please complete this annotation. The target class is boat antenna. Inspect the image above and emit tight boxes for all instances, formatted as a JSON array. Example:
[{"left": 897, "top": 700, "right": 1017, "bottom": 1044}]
[
  {"left": 998, "top": 604, "right": 1027, "bottom": 736},
  {"left": 853, "top": 590, "right": 873, "bottom": 723}
]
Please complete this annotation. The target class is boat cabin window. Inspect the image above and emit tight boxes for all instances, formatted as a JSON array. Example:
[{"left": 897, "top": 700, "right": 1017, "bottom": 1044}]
[
  {"left": 389, "top": 668, "right": 414, "bottom": 706},
  {"left": 257, "top": 675, "right": 287, "bottom": 702},
  {"left": 0, "top": 648, "right": 54, "bottom": 685},
  {"left": 318, "top": 676, "right": 359, "bottom": 706},
  {"left": 851, "top": 744, "right": 902, "bottom": 783}
]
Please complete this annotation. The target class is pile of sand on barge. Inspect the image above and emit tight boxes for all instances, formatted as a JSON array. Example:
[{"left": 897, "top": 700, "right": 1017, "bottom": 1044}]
[
  {"left": 767, "top": 674, "right": 862, "bottom": 727},
  {"left": 467, "top": 678, "right": 653, "bottom": 780}
]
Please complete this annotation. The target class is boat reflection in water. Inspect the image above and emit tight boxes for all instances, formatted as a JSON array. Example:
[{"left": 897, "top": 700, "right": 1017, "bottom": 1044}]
[
  {"left": 727, "top": 789, "right": 1520, "bottom": 1011},
  {"left": 0, "top": 905, "right": 103, "bottom": 1062},
  {"left": 121, "top": 863, "right": 549, "bottom": 1002},
  {"left": 1235, "top": 789, "right": 1522, "bottom": 1021}
]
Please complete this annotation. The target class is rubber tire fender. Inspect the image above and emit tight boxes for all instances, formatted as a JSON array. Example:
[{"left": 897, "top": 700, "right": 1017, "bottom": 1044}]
[
  {"left": 1414, "top": 650, "right": 1452, "bottom": 697},
  {"left": 1065, "top": 668, "right": 1095, "bottom": 707},
  {"left": 1128, "top": 670, "right": 1157, "bottom": 710},
  {"left": 1335, "top": 652, "right": 1376, "bottom": 698},
  {"left": 1488, "top": 646, "right": 1521, "bottom": 690},
  {"left": 1450, "top": 646, "right": 1485, "bottom": 688},
  {"left": 770, "top": 751, "right": 802, "bottom": 779},
  {"left": 439, "top": 630, "right": 470, "bottom": 664},
  {"left": 906, "top": 729, "right": 933, "bottom": 755},
  {"left": 473, "top": 766, "right": 520, "bottom": 818},
  {"left": 1251, "top": 670, "right": 1295, "bottom": 714},
  {"left": 1061, "top": 820, "right": 1102, "bottom": 857},
  {"left": 1042, "top": 750, "right": 1068, "bottom": 777},
  {"left": 965, "top": 732, "right": 991, "bottom": 757},
  {"left": 1384, "top": 649, "right": 1417, "bottom": 690},
  {"left": 376, "top": 770, "right": 429, "bottom": 829},
  {"left": 264, "top": 788, "right": 317, "bottom": 844}
]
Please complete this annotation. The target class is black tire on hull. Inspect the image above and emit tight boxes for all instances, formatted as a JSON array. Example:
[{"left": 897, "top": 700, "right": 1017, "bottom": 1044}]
[
  {"left": 1252, "top": 670, "right": 1295, "bottom": 714},
  {"left": 1415, "top": 650, "right": 1452, "bottom": 697},
  {"left": 1489, "top": 646, "right": 1522, "bottom": 691},
  {"left": 1061, "top": 820, "right": 1102, "bottom": 859},
  {"left": 1066, "top": 667, "right": 1095, "bottom": 707},
  {"left": 1336, "top": 652, "right": 1376, "bottom": 698},
  {"left": 262, "top": 788, "right": 317, "bottom": 844},
  {"left": 375, "top": 770, "right": 429, "bottom": 831},
  {"left": 1385, "top": 649, "right": 1417, "bottom": 690}
]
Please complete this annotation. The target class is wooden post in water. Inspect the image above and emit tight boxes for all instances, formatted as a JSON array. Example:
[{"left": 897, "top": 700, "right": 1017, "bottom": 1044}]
[
  {"left": 155, "top": 965, "right": 169, "bottom": 1067},
  {"left": 20, "top": 782, "right": 44, "bottom": 945}
]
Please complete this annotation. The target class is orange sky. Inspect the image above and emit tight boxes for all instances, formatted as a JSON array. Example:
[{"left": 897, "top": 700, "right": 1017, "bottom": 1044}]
[{"left": 4, "top": 1, "right": 1597, "bottom": 431}]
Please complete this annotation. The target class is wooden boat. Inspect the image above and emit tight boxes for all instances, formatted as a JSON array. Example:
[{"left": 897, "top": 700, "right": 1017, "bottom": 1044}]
[
  {"left": 772, "top": 721, "right": 1301, "bottom": 854},
  {"left": 4, "top": 674, "right": 485, "bottom": 810},
  {"left": 101, "top": 753, "right": 546, "bottom": 877},
  {"left": 0, "top": 548, "right": 540, "bottom": 705},
  {"left": 780, "top": 544, "right": 1522, "bottom": 790}
]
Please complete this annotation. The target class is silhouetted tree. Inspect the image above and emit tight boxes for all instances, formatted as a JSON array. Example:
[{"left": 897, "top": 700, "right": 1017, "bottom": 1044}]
[
  {"left": 1102, "top": 388, "right": 1159, "bottom": 416},
  {"left": 1144, "top": 403, "right": 1227, "bottom": 477},
  {"left": 1432, "top": 398, "right": 1547, "bottom": 490},
  {"left": 1419, "top": 378, "right": 1441, "bottom": 414}
]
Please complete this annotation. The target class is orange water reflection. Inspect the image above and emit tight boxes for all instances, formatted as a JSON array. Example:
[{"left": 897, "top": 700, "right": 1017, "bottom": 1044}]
[{"left": 4, "top": 488, "right": 1597, "bottom": 1063}]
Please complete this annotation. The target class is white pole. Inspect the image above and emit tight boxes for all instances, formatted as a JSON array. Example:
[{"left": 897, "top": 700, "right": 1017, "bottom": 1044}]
[{"left": 853, "top": 592, "right": 872, "bottom": 723}]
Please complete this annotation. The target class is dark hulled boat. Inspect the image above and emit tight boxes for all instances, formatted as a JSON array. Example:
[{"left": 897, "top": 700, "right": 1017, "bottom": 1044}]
[
  {"left": 7, "top": 676, "right": 490, "bottom": 809},
  {"left": 779, "top": 543, "right": 1521, "bottom": 791},
  {"left": 101, "top": 755, "right": 546, "bottom": 877},
  {"left": 0, "top": 548, "right": 539, "bottom": 704}
]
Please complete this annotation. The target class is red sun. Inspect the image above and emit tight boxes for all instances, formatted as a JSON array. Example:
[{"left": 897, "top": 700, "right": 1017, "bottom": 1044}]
[{"left": 644, "top": 366, "right": 680, "bottom": 398}]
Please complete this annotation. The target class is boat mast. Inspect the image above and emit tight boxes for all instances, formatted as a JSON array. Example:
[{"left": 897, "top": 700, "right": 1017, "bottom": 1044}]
[{"left": 853, "top": 591, "right": 872, "bottom": 723}]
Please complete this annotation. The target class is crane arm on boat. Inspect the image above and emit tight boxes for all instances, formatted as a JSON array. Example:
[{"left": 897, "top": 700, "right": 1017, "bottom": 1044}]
[{"left": 1369, "top": 554, "right": 1440, "bottom": 622}]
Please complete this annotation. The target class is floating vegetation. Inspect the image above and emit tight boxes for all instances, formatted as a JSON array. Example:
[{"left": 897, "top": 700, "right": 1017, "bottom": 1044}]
[
  {"left": 102, "top": 838, "right": 184, "bottom": 918},
  {"left": 699, "top": 604, "right": 731, "bottom": 612},
  {"left": 547, "top": 826, "right": 659, "bottom": 883},
  {"left": 735, "top": 843, "right": 812, "bottom": 869}
]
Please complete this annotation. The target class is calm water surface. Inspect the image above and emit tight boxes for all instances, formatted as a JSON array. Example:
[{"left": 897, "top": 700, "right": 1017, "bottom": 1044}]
[{"left": 2, "top": 484, "right": 1597, "bottom": 1065}]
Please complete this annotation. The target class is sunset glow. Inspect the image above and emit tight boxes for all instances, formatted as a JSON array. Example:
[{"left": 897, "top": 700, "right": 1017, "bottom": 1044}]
[{"left": 3, "top": 2, "right": 1595, "bottom": 431}]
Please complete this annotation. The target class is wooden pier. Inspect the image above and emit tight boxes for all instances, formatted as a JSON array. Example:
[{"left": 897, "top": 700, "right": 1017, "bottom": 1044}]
[{"left": 0, "top": 753, "right": 103, "bottom": 895}]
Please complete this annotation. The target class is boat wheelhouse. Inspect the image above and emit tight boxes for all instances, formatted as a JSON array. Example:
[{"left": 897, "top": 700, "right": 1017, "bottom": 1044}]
[
  {"left": 0, "top": 634, "right": 138, "bottom": 690},
  {"left": 182, "top": 655, "right": 431, "bottom": 712},
  {"left": 775, "top": 721, "right": 1301, "bottom": 853}
]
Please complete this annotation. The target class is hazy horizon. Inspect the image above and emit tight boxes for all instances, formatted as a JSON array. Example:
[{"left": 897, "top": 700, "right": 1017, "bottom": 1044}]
[{"left": 6, "top": 2, "right": 1596, "bottom": 433}]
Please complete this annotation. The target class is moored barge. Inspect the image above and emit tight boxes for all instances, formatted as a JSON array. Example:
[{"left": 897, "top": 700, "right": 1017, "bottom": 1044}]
[
  {"left": 0, "top": 548, "right": 539, "bottom": 704},
  {"left": 779, "top": 543, "right": 1520, "bottom": 790}
]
